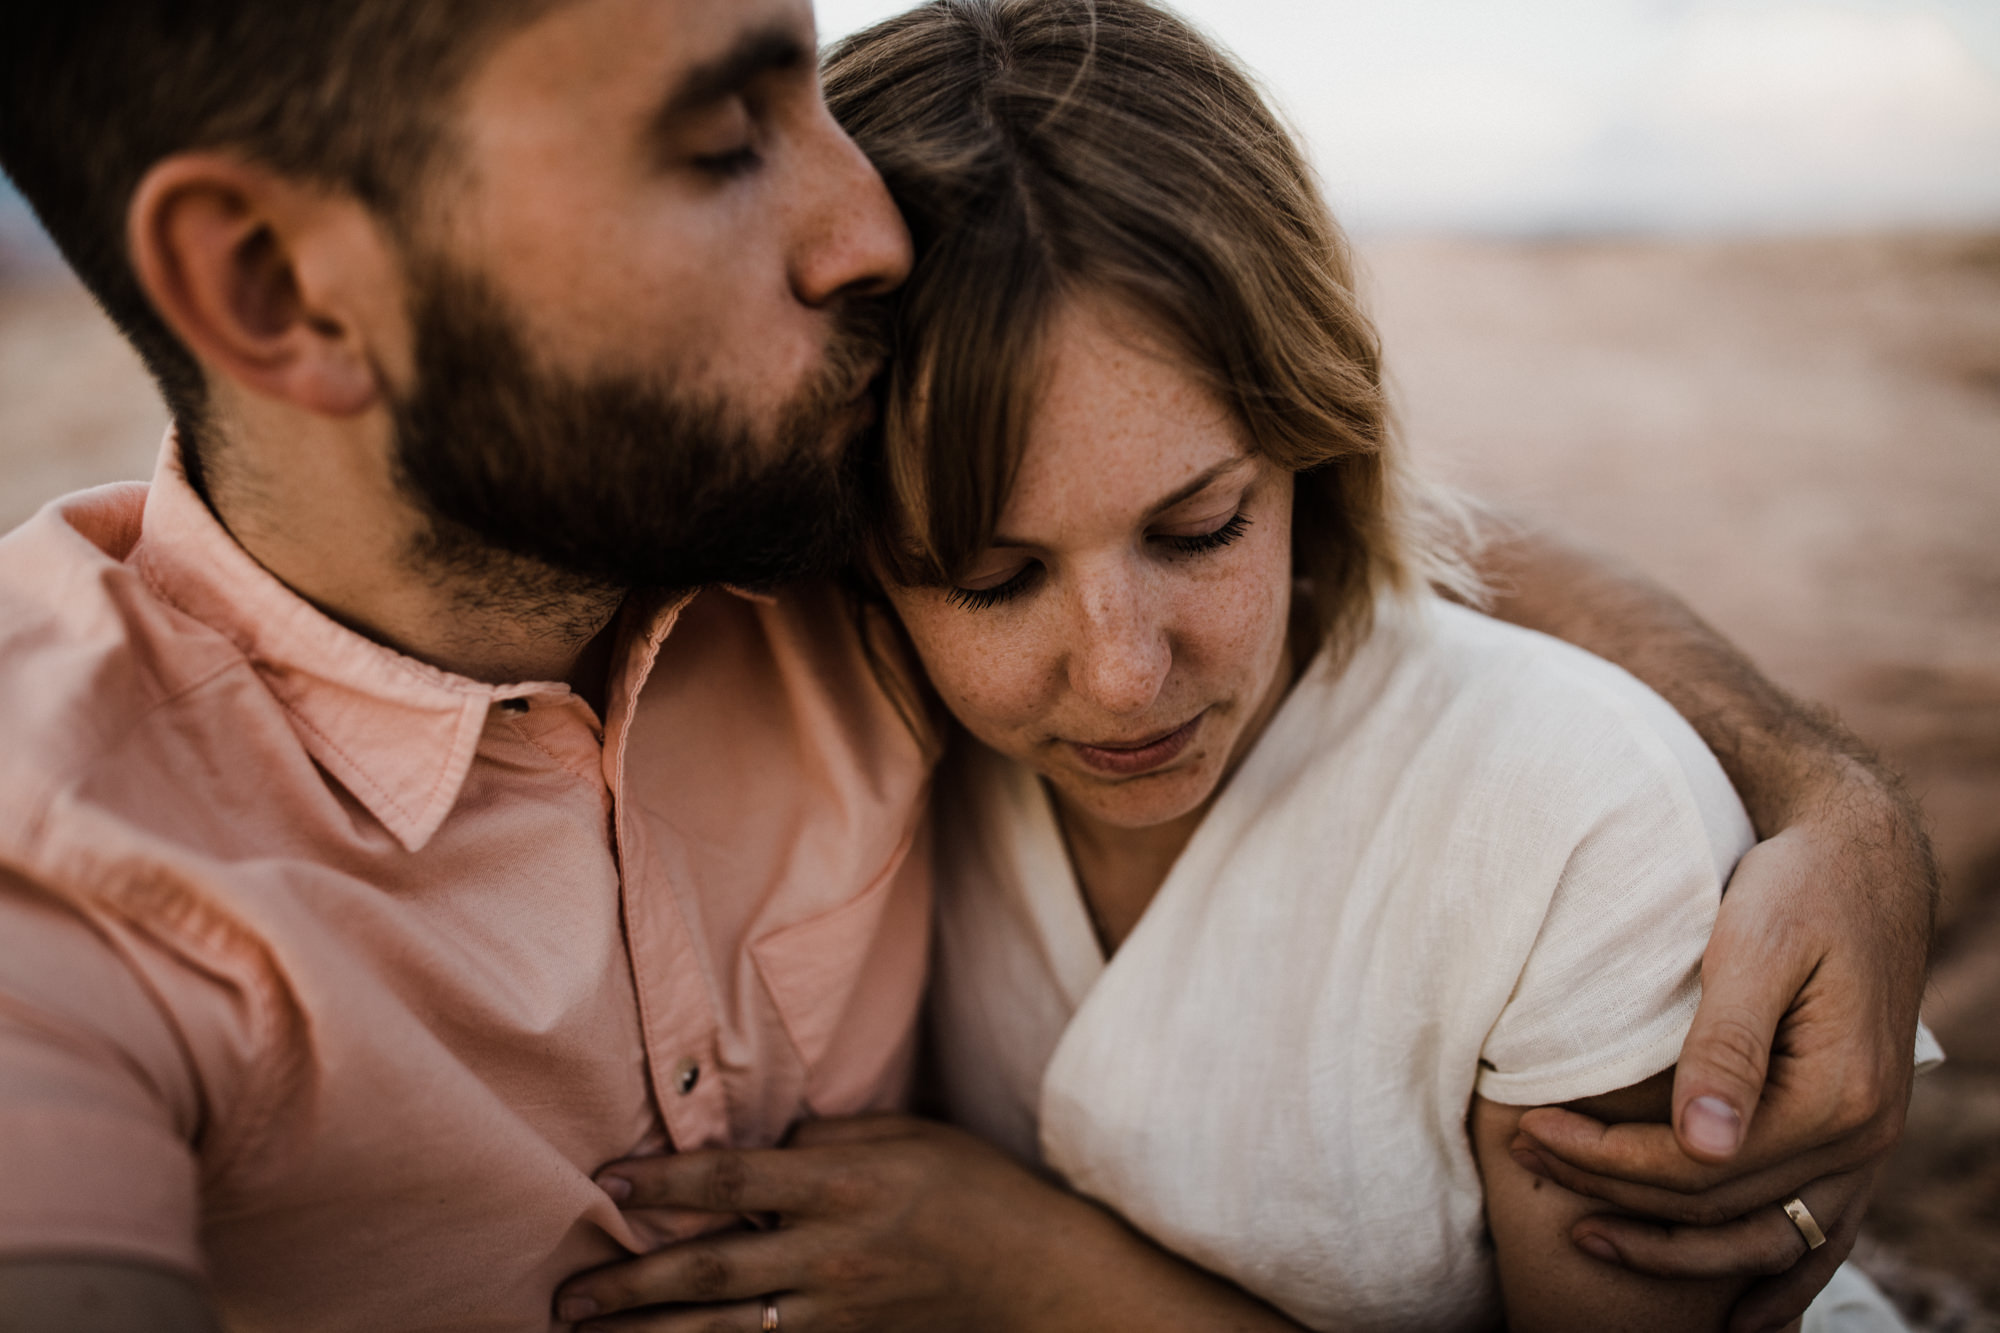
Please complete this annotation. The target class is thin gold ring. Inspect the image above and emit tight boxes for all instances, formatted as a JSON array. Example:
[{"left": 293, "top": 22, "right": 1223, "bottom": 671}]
[
  {"left": 761, "top": 1297, "right": 780, "bottom": 1332},
  {"left": 1782, "top": 1196, "right": 1828, "bottom": 1251}
]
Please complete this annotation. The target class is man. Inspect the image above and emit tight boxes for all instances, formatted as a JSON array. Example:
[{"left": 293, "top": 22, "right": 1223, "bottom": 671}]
[{"left": 0, "top": 1, "right": 1932, "bottom": 1330}]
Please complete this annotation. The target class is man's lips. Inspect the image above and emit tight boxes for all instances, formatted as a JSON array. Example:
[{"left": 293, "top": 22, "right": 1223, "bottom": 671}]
[{"left": 1067, "top": 712, "right": 1205, "bottom": 778}]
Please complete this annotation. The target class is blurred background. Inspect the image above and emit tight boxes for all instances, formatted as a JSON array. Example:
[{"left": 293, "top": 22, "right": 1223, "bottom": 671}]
[{"left": 4, "top": 0, "right": 1996, "bottom": 1323}]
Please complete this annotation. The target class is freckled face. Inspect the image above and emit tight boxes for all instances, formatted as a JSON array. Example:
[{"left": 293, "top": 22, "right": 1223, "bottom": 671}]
[{"left": 885, "top": 294, "right": 1297, "bottom": 831}]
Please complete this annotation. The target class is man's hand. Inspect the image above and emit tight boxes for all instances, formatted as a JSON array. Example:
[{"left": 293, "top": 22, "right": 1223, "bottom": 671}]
[
  {"left": 554, "top": 1115, "right": 1300, "bottom": 1333},
  {"left": 1510, "top": 775, "right": 1933, "bottom": 1332},
  {"left": 1477, "top": 523, "right": 1937, "bottom": 1331}
]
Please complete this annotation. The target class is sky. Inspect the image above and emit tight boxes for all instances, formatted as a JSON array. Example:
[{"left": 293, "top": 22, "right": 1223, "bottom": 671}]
[
  {"left": 817, "top": 0, "right": 2000, "bottom": 235},
  {"left": 5, "top": 0, "right": 1998, "bottom": 250}
]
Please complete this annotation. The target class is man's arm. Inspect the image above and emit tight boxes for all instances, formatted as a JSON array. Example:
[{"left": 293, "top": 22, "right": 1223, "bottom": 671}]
[
  {"left": 0, "top": 1260, "right": 221, "bottom": 1333},
  {"left": 0, "top": 871, "right": 214, "bottom": 1331},
  {"left": 1471, "top": 520, "right": 1935, "bottom": 1329}
]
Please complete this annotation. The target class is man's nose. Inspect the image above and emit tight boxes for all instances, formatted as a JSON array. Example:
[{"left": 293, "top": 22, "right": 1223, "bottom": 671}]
[
  {"left": 1066, "top": 570, "right": 1172, "bottom": 718},
  {"left": 790, "top": 111, "right": 913, "bottom": 306}
]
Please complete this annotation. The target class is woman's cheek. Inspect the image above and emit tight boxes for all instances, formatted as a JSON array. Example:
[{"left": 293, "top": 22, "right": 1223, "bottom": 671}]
[
  {"left": 942, "top": 634, "right": 1049, "bottom": 746},
  {"left": 1192, "top": 513, "right": 1292, "bottom": 667},
  {"left": 901, "top": 600, "right": 1047, "bottom": 745}
]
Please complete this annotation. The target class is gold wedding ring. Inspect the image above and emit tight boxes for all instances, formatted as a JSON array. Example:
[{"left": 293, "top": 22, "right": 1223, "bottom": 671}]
[
  {"left": 1782, "top": 1196, "right": 1828, "bottom": 1251},
  {"left": 761, "top": 1297, "right": 780, "bottom": 1332}
]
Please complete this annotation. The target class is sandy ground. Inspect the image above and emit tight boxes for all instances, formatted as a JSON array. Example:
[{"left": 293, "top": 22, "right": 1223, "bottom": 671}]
[
  {"left": 1356, "top": 234, "right": 2000, "bottom": 1327},
  {"left": 2, "top": 234, "right": 1996, "bottom": 1322}
]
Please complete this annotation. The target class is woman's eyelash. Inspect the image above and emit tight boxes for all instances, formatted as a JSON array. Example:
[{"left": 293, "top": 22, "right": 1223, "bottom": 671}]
[
  {"left": 946, "top": 566, "right": 1039, "bottom": 611},
  {"left": 945, "top": 513, "right": 1251, "bottom": 611},
  {"left": 1163, "top": 512, "right": 1252, "bottom": 555}
]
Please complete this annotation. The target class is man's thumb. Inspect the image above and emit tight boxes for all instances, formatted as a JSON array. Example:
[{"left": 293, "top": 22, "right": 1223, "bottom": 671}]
[{"left": 1673, "top": 995, "right": 1780, "bottom": 1162}]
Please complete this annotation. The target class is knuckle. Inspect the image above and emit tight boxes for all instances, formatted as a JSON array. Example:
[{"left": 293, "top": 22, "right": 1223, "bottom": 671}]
[
  {"left": 1681, "top": 1198, "right": 1737, "bottom": 1229},
  {"left": 1823, "top": 1083, "right": 1881, "bottom": 1139},
  {"left": 813, "top": 1249, "right": 889, "bottom": 1291},
  {"left": 701, "top": 1154, "right": 751, "bottom": 1211},
  {"left": 682, "top": 1247, "right": 734, "bottom": 1300},
  {"left": 1851, "top": 1111, "right": 1902, "bottom": 1160},
  {"left": 1752, "top": 1225, "right": 1807, "bottom": 1275},
  {"left": 1691, "top": 1013, "right": 1770, "bottom": 1092},
  {"left": 819, "top": 1165, "right": 881, "bottom": 1214}
]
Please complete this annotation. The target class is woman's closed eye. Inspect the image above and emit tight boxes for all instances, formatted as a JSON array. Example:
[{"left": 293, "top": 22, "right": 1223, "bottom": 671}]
[
  {"left": 1160, "top": 511, "right": 1252, "bottom": 556},
  {"left": 943, "top": 510, "right": 1255, "bottom": 612},
  {"left": 946, "top": 563, "right": 1043, "bottom": 612}
]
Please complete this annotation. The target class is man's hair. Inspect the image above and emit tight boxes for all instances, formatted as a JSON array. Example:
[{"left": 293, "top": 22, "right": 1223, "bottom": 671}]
[
  {"left": 827, "top": 0, "right": 1481, "bottom": 656},
  {"left": 0, "top": 1, "right": 562, "bottom": 486}
]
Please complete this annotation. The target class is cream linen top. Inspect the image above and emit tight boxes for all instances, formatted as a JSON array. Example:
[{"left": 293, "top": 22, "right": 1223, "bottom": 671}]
[{"left": 930, "top": 594, "right": 1759, "bottom": 1331}]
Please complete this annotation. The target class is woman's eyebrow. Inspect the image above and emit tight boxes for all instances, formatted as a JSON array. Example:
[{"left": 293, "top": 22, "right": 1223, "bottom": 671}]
[
  {"left": 1144, "top": 458, "right": 1254, "bottom": 518},
  {"left": 987, "top": 458, "right": 1253, "bottom": 548}
]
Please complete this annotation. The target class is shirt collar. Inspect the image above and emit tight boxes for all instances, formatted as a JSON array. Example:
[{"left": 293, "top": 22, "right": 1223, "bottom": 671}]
[{"left": 128, "top": 433, "right": 689, "bottom": 853}]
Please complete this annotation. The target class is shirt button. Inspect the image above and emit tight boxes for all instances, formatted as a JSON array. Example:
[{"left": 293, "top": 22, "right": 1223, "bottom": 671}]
[
  {"left": 498, "top": 698, "right": 531, "bottom": 714},
  {"left": 673, "top": 1058, "right": 701, "bottom": 1096}
]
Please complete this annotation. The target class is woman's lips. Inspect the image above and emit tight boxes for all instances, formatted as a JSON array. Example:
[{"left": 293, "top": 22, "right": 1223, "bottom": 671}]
[{"left": 1067, "top": 712, "right": 1205, "bottom": 777}]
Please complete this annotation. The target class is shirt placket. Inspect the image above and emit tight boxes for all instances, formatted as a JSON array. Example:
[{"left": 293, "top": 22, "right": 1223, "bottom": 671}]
[{"left": 603, "top": 598, "right": 731, "bottom": 1151}]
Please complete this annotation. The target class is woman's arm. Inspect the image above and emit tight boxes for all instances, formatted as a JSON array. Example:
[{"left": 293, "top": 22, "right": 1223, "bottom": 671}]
[
  {"left": 1472, "top": 520, "right": 1933, "bottom": 1326},
  {"left": 554, "top": 1115, "right": 1307, "bottom": 1333},
  {"left": 0, "top": 1260, "right": 221, "bottom": 1333},
  {"left": 1472, "top": 1077, "right": 1801, "bottom": 1333}
]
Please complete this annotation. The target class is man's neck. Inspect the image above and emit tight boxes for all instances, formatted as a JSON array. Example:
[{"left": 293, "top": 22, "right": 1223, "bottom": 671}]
[{"left": 198, "top": 409, "right": 624, "bottom": 689}]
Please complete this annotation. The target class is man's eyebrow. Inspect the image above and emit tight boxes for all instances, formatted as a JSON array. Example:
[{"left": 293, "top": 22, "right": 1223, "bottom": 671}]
[
  {"left": 659, "top": 24, "right": 810, "bottom": 119},
  {"left": 988, "top": 458, "right": 1253, "bottom": 548}
]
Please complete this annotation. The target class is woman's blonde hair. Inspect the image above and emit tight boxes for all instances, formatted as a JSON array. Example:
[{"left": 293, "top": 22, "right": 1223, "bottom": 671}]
[{"left": 827, "top": 0, "right": 1479, "bottom": 656}]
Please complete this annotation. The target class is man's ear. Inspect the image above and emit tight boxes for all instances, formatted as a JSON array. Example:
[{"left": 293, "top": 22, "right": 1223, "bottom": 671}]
[{"left": 128, "top": 154, "right": 400, "bottom": 419}]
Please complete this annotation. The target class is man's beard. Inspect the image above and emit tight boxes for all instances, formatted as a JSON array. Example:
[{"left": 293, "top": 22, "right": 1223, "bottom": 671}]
[{"left": 388, "top": 256, "right": 885, "bottom": 600}]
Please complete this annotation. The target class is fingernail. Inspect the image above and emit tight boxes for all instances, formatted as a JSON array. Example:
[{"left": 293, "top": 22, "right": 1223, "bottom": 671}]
[
  {"left": 597, "top": 1174, "right": 632, "bottom": 1202},
  {"left": 557, "top": 1295, "right": 600, "bottom": 1321},
  {"left": 1510, "top": 1148, "right": 1551, "bottom": 1179},
  {"left": 1684, "top": 1097, "right": 1743, "bottom": 1156},
  {"left": 1576, "top": 1233, "right": 1621, "bottom": 1264}
]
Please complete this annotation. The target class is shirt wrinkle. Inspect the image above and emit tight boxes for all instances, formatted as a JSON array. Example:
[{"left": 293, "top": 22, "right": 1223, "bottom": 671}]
[{"left": 0, "top": 433, "right": 931, "bottom": 1323}]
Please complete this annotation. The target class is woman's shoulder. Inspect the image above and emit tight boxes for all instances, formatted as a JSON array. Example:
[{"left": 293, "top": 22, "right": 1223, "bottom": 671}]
[
  {"left": 1306, "top": 593, "right": 1754, "bottom": 868},
  {"left": 1410, "top": 595, "right": 1694, "bottom": 733}
]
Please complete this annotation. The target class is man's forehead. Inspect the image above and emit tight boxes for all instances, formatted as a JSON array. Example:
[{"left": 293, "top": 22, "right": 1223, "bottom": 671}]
[{"left": 468, "top": 0, "right": 819, "bottom": 116}]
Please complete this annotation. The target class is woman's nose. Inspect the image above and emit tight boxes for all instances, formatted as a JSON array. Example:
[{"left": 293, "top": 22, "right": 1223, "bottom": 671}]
[{"left": 1065, "top": 572, "right": 1172, "bottom": 717}]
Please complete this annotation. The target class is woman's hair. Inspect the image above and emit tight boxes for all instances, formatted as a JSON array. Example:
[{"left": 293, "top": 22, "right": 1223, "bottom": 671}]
[{"left": 826, "top": 0, "right": 1480, "bottom": 656}]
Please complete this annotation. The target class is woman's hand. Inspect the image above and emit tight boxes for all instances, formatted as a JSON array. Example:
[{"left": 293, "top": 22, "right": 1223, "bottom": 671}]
[
  {"left": 1509, "top": 782, "right": 1932, "bottom": 1333},
  {"left": 554, "top": 1115, "right": 1301, "bottom": 1333},
  {"left": 1475, "top": 1081, "right": 1760, "bottom": 1333}
]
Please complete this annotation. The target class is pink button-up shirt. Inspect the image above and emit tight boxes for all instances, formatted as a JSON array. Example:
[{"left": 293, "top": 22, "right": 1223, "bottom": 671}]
[{"left": 0, "top": 443, "right": 933, "bottom": 1329}]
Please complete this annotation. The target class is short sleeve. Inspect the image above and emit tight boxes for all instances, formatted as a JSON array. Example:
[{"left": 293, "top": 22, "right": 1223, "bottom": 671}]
[
  {"left": 1475, "top": 686, "right": 1757, "bottom": 1107},
  {"left": 0, "top": 874, "right": 204, "bottom": 1275}
]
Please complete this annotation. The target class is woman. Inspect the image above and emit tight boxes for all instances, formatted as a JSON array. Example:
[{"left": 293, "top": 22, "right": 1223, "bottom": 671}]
[{"left": 557, "top": 1, "right": 1924, "bottom": 1328}]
